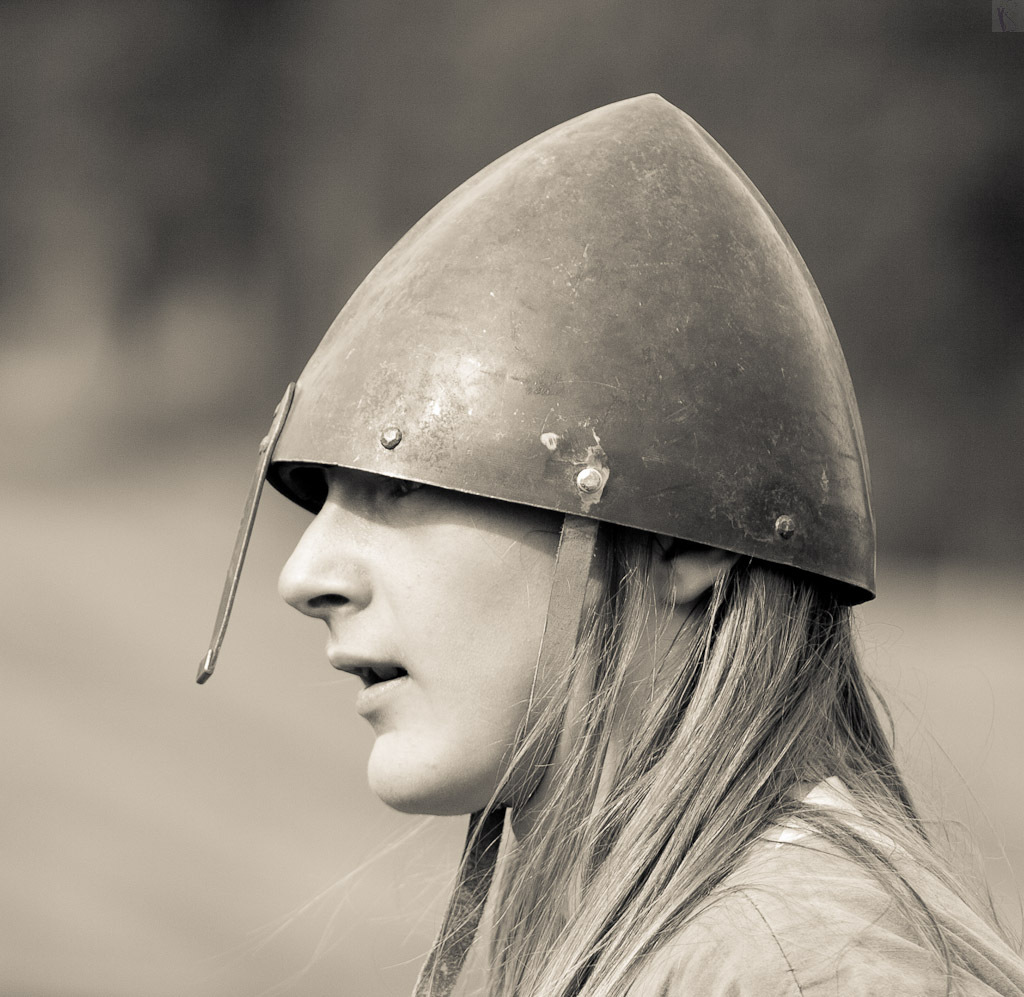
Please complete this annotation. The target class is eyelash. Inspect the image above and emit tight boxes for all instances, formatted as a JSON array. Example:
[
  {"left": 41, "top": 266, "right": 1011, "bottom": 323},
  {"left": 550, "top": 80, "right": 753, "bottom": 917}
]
[{"left": 389, "top": 478, "right": 424, "bottom": 498}]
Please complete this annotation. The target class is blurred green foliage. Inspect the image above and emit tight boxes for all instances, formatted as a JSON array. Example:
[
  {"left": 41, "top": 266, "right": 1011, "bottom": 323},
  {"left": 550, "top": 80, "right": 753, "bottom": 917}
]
[{"left": 1, "top": 0, "right": 1021, "bottom": 564}]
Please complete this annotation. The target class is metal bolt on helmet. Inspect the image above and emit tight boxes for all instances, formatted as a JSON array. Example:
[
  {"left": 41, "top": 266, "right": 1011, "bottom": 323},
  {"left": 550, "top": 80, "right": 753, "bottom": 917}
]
[{"left": 197, "top": 92, "right": 874, "bottom": 685}]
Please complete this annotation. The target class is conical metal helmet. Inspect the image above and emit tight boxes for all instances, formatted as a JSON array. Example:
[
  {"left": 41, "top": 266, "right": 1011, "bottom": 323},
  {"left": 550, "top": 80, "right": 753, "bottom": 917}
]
[{"left": 267, "top": 94, "right": 874, "bottom": 603}]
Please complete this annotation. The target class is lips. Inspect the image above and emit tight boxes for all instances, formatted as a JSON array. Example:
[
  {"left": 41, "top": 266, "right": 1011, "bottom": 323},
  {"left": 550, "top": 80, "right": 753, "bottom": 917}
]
[
  {"left": 348, "top": 662, "right": 410, "bottom": 719},
  {"left": 328, "top": 651, "right": 408, "bottom": 688},
  {"left": 351, "top": 663, "right": 407, "bottom": 688}
]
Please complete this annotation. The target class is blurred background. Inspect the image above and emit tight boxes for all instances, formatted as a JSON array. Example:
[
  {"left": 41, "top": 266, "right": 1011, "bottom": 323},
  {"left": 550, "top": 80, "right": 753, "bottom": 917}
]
[{"left": 1, "top": 2, "right": 1021, "bottom": 994}]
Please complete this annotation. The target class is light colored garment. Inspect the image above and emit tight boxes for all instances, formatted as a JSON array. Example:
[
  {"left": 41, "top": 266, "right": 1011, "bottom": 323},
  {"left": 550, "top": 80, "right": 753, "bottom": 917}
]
[{"left": 630, "top": 779, "right": 1024, "bottom": 996}]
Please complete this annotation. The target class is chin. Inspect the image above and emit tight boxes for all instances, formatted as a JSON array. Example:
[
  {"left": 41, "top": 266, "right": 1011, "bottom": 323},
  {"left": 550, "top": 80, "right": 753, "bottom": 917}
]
[{"left": 366, "top": 737, "right": 495, "bottom": 816}]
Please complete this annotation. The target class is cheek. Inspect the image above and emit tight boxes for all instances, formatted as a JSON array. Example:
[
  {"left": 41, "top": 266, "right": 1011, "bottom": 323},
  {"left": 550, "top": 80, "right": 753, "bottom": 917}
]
[
  {"left": 443, "top": 538, "right": 556, "bottom": 716},
  {"left": 365, "top": 636, "right": 537, "bottom": 815},
  {"left": 418, "top": 521, "right": 557, "bottom": 699},
  {"left": 369, "top": 530, "right": 557, "bottom": 815}
]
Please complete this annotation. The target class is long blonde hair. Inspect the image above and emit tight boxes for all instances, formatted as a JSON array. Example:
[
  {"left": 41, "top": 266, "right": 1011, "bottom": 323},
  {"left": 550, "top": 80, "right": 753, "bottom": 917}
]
[{"left": 453, "top": 524, "right": 1009, "bottom": 997}]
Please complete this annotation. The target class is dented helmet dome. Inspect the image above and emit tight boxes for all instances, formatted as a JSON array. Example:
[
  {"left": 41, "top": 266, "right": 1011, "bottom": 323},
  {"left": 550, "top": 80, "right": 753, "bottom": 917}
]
[{"left": 268, "top": 94, "right": 875, "bottom": 603}]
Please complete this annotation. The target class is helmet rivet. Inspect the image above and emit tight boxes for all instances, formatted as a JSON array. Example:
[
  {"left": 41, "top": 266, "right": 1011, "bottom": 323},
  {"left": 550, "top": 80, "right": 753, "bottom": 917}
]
[
  {"left": 775, "top": 515, "right": 796, "bottom": 540},
  {"left": 576, "top": 467, "right": 604, "bottom": 494},
  {"left": 379, "top": 426, "right": 403, "bottom": 450}
]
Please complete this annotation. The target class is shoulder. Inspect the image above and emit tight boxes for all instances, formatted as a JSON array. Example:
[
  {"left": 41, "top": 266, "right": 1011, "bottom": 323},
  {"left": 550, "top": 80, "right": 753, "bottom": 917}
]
[
  {"left": 630, "top": 832, "right": 1024, "bottom": 997},
  {"left": 628, "top": 885, "right": 802, "bottom": 997}
]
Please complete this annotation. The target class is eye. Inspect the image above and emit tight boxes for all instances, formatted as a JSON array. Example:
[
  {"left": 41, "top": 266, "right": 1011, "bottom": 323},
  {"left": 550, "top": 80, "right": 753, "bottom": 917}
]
[{"left": 281, "top": 464, "right": 328, "bottom": 513}]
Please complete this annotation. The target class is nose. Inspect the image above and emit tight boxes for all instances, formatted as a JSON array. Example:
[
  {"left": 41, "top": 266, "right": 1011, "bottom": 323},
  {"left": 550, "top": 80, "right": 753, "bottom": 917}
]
[{"left": 278, "top": 502, "right": 372, "bottom": 621}]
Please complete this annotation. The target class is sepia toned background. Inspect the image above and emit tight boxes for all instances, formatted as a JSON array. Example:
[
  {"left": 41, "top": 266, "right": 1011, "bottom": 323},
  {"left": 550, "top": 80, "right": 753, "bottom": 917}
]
[{"left": 2, "top": 2, "right": 1022, "bottom": 994}]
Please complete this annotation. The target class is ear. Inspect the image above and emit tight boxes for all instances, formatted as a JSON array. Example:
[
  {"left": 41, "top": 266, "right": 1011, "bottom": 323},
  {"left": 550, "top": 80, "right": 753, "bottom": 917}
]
[{"left": 653, "top": 537, "right": 739, "bottom": 609}]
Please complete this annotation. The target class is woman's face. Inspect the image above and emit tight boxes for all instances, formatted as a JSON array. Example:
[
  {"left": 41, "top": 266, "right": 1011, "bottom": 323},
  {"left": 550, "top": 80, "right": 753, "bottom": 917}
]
[{"left": 278, "top": 466, "right": 563, "bottom": 816}]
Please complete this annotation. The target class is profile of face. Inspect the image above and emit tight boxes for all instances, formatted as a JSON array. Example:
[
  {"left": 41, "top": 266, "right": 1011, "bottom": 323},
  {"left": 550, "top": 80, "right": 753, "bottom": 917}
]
[{"left": 278, "top": 466, "right": 563, "bottom": 816}]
